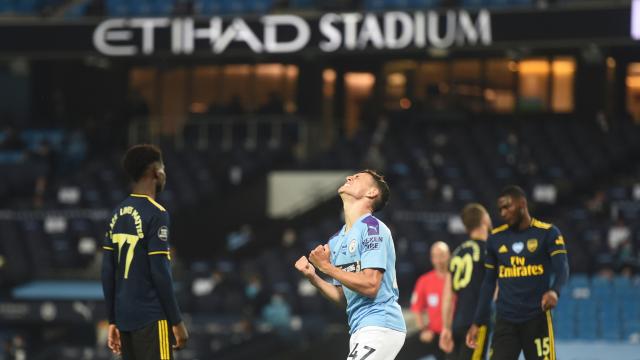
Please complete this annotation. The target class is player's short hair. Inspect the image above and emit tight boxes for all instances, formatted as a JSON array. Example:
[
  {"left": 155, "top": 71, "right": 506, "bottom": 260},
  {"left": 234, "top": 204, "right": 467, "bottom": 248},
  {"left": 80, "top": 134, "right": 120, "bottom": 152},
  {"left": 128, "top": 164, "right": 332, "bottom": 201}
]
[
  {"left": 461, "top": 203, "right": 488, "bottom": 232},
  {"left": 499, "top": 185, "right": 527, "bottom": 200},
  {"left": 122, "top": 144, "right": 163, "bottom": 182},
  {"left": 362, "top": 169, "right": 390, "bottom": 212}
]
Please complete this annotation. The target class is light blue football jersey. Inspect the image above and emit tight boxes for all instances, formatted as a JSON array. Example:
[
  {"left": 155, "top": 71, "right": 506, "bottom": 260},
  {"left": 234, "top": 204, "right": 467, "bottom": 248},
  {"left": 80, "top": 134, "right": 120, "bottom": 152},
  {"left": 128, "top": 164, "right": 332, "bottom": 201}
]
[{"left": 327, "top": 213, "right": 406, "bottom": 334}]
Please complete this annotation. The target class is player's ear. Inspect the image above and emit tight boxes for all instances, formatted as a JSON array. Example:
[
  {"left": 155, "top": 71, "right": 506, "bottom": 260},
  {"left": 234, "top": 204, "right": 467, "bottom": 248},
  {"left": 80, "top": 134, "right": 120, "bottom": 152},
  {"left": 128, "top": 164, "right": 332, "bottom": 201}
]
[
  {"left": 366, "top": 186, "right": 379, "bottom": 199},
  {"left": 519, "top": 196, "right": 528, "bottom": 208},
  {"left": 149, "top": 163, "right": 158, "bottom": 180},
  {"left": 152, "top": 162, "right": 163, "bottom": 179},
  {"left": 485, "top": 214, "right": 493, "bottom": 229}
]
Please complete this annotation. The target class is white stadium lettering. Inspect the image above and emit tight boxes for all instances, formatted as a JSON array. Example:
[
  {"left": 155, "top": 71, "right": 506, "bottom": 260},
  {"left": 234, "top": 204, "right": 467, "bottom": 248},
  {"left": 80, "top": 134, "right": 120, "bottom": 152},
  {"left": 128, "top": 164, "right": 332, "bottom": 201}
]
[{"left": 93, "top": 11, "right": 492, "bottom": 56}]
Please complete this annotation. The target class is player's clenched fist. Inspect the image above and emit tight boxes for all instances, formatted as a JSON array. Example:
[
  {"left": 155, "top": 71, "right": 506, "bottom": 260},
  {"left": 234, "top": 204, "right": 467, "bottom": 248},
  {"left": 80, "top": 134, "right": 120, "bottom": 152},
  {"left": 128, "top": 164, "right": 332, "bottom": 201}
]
[
  {"left": 295, "top": 256, "right": 316, "bottom": 278},
  {"left": 309, "top": 244, "right": 331, "bottom": 273}
]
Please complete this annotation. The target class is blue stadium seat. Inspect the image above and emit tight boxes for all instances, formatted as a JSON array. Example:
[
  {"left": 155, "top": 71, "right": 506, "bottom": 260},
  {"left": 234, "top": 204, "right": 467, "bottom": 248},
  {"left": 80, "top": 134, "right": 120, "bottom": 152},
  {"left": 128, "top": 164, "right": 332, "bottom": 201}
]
[
  {"left": 64, "top": 1, "right": 89, "bottom": 18},
  {"left": 193, "top": 0, "right": 210, "bottom": 15},
  {"left": 21, "top": 129, "right": 64, "bottom": 151},
  {"left": 151, "top": 0, "right": 174, "bottom": 15},
  {"left": 289, "top": 0, "right": 314, "bottom": 9},
  {"left": 577, "top": 299, "right": 597, "bottom": 315},
  {"left": 0, "top": 0, "right": 13, "bottom": 13},
  {"left": 387, "top": 0, "right": 410, "bottom": 9},
  {"left": 198, "top": 0, "right": 225, "bottom": 15},
  {"left": 615, "top": 285, "right": 635, "bottom": 301},
  {"left": 128, "top": 1, "right": 153, "bottom": 16},
  {"left": 554, "top": 297, "right": 576, "bottom": 339},
  {"left": 591, "top": 276, "right": 612, "bottom": 300},
  {"left": 106, "top": 0, "right": 129, "bottom": 16},
  {"left": 554, "top": 320, "right": 574, "bottom": 340},
  {"left": 623, "top": 320, "right": 640, "bottom": 339},
  {"left": 13, "top": 0, "right": 37, "bottom": 14},
  {"left": 621, "top": 299, "right": 640, "bottom": 319},
  {"left": 0, "top": 151, "right": 24, "bottom": 164},
  {"left": 569, "top": 274, "right": 589, "bottom": 288},
  {"left": 247, "top": 0, "right": 272, "bottom": 13},
  {"left": 224, "top": 0, "right": 247, "bottom": 14},
  {"left": 613, "top": 275, "right": 631, "bottom": 290},
  {"left": 490, "top": 0, "right": 511, "bottom": 7},
  {"left": 364, "top": 0, "right": 384, "bottom": 9},
  {"left": 509, "top": 0, "right": 532, "bottom": 6},
  {"left": 555, "top": 301, "right": 576, "bottom": 326},
  {"left": 408, "top": 0, "right": 440, "bottom": 9},
  {"left": 576, "top": 321, "right": 598, "bottom": 340},
  {"left": 601, "top": 324, "right": 621, "bottom": 340},
  {"left": 600, "top": 301, "right": 622, "bottom": 341},
  {"left": 461, "top": 0, "right": 485, "bottom": 8}
]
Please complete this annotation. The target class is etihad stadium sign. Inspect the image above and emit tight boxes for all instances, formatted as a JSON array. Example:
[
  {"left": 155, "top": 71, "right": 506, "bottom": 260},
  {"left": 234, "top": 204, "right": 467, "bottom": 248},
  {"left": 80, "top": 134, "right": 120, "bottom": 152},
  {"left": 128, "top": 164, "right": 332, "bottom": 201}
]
[
  {"left": 0, "top": 7, "right": 628, "bottom": 57},
  {"left": 92, "top": 10, "right": 492, "bottom": 56}
]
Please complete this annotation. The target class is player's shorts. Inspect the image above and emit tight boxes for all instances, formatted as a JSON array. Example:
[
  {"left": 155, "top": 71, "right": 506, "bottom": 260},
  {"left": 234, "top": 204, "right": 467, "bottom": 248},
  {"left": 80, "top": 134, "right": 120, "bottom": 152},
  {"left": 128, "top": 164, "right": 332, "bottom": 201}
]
[
  {"left": 120, "top": 319, "right": 174, "bottom": 360},
  {"left": 449, "top": 325, "right": 489, "bottom": 360},
  {"left": 348, "top": 326, "right": 406, "bottom": 360},
  {"left": 490, "top": 311, "right": 556, "bottom": 360}
]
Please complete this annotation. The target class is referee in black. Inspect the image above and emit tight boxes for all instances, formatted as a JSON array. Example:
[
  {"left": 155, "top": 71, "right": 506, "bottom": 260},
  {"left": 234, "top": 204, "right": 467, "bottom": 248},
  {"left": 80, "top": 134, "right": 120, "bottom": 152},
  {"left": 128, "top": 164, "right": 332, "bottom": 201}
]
[
  {"left": 102, "top": 145, "right": 188, "bottom": 359},
  {"left": 466, "top": 186, "right": 569, "bottom": 360}
]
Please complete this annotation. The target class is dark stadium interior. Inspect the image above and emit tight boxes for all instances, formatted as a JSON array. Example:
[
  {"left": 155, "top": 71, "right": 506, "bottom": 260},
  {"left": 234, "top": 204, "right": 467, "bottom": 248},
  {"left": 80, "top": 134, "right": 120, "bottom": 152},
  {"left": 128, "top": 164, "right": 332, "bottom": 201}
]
[{"left": 1, "top": 0, "right": 640, "bottom": 359}]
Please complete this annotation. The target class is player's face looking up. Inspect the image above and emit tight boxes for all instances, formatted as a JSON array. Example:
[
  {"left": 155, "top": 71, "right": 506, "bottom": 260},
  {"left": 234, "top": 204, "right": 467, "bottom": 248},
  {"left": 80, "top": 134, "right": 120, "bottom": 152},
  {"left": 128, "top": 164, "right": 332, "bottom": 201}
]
[
  {"left": 338, "top": 172, "right": 379, "bottom": 201},
  {"left": 497, "top": 195, "right": 524, "bottom": 227}
]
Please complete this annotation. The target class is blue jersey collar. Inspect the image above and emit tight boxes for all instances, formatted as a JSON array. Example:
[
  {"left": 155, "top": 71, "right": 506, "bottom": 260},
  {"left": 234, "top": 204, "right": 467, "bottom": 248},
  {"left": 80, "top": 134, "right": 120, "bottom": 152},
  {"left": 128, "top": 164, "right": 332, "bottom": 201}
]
[{"left": 342, "top": 213, "right": 373, "bottom": 235}]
